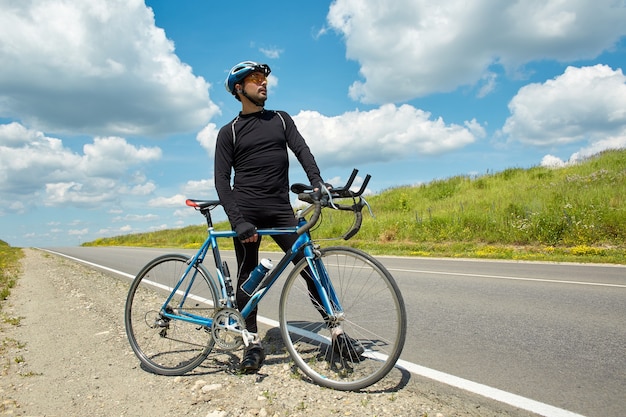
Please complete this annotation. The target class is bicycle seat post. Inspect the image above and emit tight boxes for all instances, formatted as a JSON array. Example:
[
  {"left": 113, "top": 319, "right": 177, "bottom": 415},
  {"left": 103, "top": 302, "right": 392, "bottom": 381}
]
[{"left": 201, "top": 208, "right": 213, "bottom": 228}]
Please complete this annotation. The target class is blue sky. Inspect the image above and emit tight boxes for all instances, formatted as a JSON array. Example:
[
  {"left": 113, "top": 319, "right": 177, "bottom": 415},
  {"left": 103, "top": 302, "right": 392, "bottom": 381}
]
[{"left": 1, "top": 0, "right": 625, "bottom": 247}]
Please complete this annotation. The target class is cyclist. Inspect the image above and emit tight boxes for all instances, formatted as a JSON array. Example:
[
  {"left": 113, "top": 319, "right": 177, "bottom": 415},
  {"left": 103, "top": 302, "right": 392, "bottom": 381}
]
[{"left": 214, "top": 61, "right": 363, "bottom": 373}]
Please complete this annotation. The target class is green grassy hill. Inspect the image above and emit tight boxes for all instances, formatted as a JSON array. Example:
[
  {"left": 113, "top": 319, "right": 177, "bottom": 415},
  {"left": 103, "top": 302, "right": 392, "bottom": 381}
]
[
  {"left": 0, "top": 240, "right": 23, "bottom": 307},
  {"left": 84, "top": 149, "right": 626, "bottom": 264}
]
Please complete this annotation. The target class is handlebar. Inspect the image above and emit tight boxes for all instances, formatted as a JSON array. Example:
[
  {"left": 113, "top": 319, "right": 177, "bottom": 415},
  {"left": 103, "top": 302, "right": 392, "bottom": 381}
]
[
  {"left": 292, "top": 169, "right": 372, "bottom": 239},
  {"left": 187, "top": 169, "right": 372, "bottom": 240}
]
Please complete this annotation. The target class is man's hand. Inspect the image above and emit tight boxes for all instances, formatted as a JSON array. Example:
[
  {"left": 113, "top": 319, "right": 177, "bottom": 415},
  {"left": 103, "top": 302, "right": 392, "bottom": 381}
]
[
  {"left": 313, "top": 182, "right": 333, "bottom": 192},
  {"left": 235, "top": 222, "right": 259, "bottom": 243}
]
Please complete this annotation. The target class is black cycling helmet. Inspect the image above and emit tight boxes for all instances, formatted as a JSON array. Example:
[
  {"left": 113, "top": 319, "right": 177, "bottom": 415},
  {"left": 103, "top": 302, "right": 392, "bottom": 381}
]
[{"left": 225, "top": 61, "right": 271, "bottom": 95}]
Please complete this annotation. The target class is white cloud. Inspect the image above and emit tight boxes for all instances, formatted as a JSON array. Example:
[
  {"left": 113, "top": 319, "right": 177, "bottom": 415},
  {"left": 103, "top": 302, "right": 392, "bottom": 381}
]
[
  {"left": 260, "top": 46, "right": 283, "bottom": 59},
  {"left": 96, "top": 224, "right": 138, "bottom": 238},
  {"left": 326, "top": 0, "right": 626, "bottom": 103},
  {"left": 45, "top": 181, "right": 110, "bottom": 206},
  {"left": 0, "top": 122, "right": 162, "bottom": 209},
  {"left": 80, "top": 136, "right": 162, "bottom": 177},
  {"left": 267, "top": 74, "right": 279, "bottom": 95},
  {"left": 182, "top": 179, "right": 215, "bottom": 197},
  {"left": 121, "top": 182, "right": 157, "bottom": 196},
  {"left": 68, "top": 228, "right": 89, "bottom": 237},
  {"left": 0, "top": 0, "right": 219, "bottom": 136},
  {"left": 293, "top": 104, "right": 484, "bottom": 165},
  {"left": 148, "top": 194, "right": 187, "bottom": 208},
  {"left": 540, "top": 154, "right": 567, "bottom": 168},
  {"left": 477, "top": 72, "right": 498, "bottom": 99},
  {"left": 120, "top": 225, "right": 134, "bottom": 233},
  {"left": 112, "top": 213, "right": 159, "bottom": 223},
  {"left": 152, "top": 224, "right": 169, "bottom": 232},
  {"left": 568, "top": 135, "right": 626, "bottom": 162},
  {"left": 196, "top": 123, "right": 219, "bottom": 157},
  {"left": 502, "top": 65, "right": 626, "bottom": 147},
  {"left": 541, "top": 134, "right": 626, "bottom": 168},
  {"left": 148, "top": 179, "right": 218, "bottom": 221}
]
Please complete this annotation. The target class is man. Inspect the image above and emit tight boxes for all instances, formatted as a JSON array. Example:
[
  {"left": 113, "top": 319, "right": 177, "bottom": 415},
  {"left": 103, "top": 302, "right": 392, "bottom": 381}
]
[{"left": 214, "top": 61, "right": 326, "bottom": 373}]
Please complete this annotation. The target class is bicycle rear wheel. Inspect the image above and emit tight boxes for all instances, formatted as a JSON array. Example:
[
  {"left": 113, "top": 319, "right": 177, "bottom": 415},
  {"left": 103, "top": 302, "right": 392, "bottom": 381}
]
[
  {"left": 279, "top": 247, "right": 407, "bottom": 390},
  {"left": 124, "top": 254, "right": 219, "bottom": 375}
]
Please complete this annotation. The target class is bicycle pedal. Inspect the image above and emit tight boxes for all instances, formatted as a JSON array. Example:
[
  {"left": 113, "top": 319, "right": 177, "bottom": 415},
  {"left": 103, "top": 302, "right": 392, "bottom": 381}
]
[{"left": 241, "top": 330, "right": 258, "bottom": 347}]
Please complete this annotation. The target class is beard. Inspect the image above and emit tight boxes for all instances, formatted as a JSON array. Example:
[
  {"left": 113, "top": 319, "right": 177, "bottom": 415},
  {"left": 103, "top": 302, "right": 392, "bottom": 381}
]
[
  {"left": 253, "top": 90, "right": 267, "bottom": 106},
  {"left": 242, "top": 89, "right": 267, "bottom": 107}
]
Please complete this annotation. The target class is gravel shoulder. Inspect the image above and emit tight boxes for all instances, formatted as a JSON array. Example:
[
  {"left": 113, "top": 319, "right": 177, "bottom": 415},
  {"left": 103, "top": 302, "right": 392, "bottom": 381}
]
[{"left": 0, "top": 249, "right": 538, "bottom": 417}]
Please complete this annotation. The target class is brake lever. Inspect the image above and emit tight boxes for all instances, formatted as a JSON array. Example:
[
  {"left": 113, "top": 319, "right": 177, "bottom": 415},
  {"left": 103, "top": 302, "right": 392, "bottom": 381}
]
[
  {"left": 320, "top": 182, "right": 338, "bottom": 209},
  {"left": 362, "top": 196, "right": 375, "bottom": 218}
]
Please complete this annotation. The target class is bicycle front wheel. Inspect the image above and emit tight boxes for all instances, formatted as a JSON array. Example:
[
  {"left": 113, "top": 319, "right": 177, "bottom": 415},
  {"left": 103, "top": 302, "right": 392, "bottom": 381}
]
[
  {"left": 124, "top": 254, "right": 219, "bottom": 375},
  {"left": 279, "top": 247, "right": 407, "bottom": 390}
]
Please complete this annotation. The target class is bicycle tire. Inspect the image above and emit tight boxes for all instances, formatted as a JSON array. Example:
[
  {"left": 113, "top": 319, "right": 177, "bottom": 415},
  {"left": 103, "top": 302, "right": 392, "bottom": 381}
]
[
  {"left": 124, "top": 254, "right": 219, "bottom": 375},
  {"left": 279, "top": 247, "right": 407, "bottom": 390}
]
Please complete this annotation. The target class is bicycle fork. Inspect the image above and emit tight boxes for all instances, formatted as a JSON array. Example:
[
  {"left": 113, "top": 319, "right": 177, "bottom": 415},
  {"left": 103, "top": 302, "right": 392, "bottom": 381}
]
[{"left": 304, "top": 245, "right": 345, "bottom": 326}]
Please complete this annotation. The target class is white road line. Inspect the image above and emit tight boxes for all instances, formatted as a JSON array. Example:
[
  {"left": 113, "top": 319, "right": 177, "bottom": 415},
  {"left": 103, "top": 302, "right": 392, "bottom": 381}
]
[
  {"left": 42, "top": 248, "right": 587, "bottom": 417},
  {"left": 389, "top": 267, "right": 626, "bottom": 288},
  {"left": 395, "top": 359, "right": 586, "bottom": 417},
  {"left": 42, "top": 248, "right": 135, "bottom": 279}
]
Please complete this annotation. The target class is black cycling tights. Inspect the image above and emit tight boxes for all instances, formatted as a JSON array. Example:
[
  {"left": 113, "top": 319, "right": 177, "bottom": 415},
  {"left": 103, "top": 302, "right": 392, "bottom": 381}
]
[{"left": 233, "top": 207, "right": 326, "bottom": 333}]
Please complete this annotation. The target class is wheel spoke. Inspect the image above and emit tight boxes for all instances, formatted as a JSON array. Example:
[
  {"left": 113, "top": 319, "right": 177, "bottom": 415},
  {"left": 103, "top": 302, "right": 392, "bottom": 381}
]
[
  {"left": 280, "top": 247, "right": 406, "bottom": 390},
  {"left": 125, "top": 254, "right": 219, "bottom": 375}
]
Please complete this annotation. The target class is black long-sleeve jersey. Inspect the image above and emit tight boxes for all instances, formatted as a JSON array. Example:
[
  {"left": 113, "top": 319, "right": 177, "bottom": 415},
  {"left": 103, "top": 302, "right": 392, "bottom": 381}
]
[{"left": 214, "top": 109, "right": 323, "bottom": 229}]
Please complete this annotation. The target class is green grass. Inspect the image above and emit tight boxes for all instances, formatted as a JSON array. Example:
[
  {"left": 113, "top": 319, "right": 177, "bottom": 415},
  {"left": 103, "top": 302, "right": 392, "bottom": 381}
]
[
  {"left": 0, "top": 240, "right": 23, "bottom": 310},
  {"left": 82, "top": 149, "right": 626, "bottom": 264}
]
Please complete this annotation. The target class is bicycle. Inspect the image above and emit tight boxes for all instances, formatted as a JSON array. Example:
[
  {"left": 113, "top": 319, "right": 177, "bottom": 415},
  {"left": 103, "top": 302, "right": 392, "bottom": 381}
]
[{"left": 124, "top": 169, "right": 407, "bottom": 391}]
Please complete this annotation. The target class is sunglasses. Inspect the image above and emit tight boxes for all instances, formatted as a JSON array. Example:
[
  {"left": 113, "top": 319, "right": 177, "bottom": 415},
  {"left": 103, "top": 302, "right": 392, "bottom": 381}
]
[{"left": 245, "top": 72, "right": 267, "bottom": 85}]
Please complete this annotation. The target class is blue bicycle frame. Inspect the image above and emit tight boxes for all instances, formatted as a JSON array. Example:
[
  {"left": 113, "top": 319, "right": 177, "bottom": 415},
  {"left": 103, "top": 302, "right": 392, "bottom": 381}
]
[{"left": 159, "top": 215, "right": 342, "bottom": 330}]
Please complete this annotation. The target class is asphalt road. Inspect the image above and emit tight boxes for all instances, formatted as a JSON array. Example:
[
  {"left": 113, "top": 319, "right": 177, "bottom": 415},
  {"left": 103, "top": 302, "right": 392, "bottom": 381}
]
[{"left": 45, "top": 246, "right": 625, "bottom": 417}]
